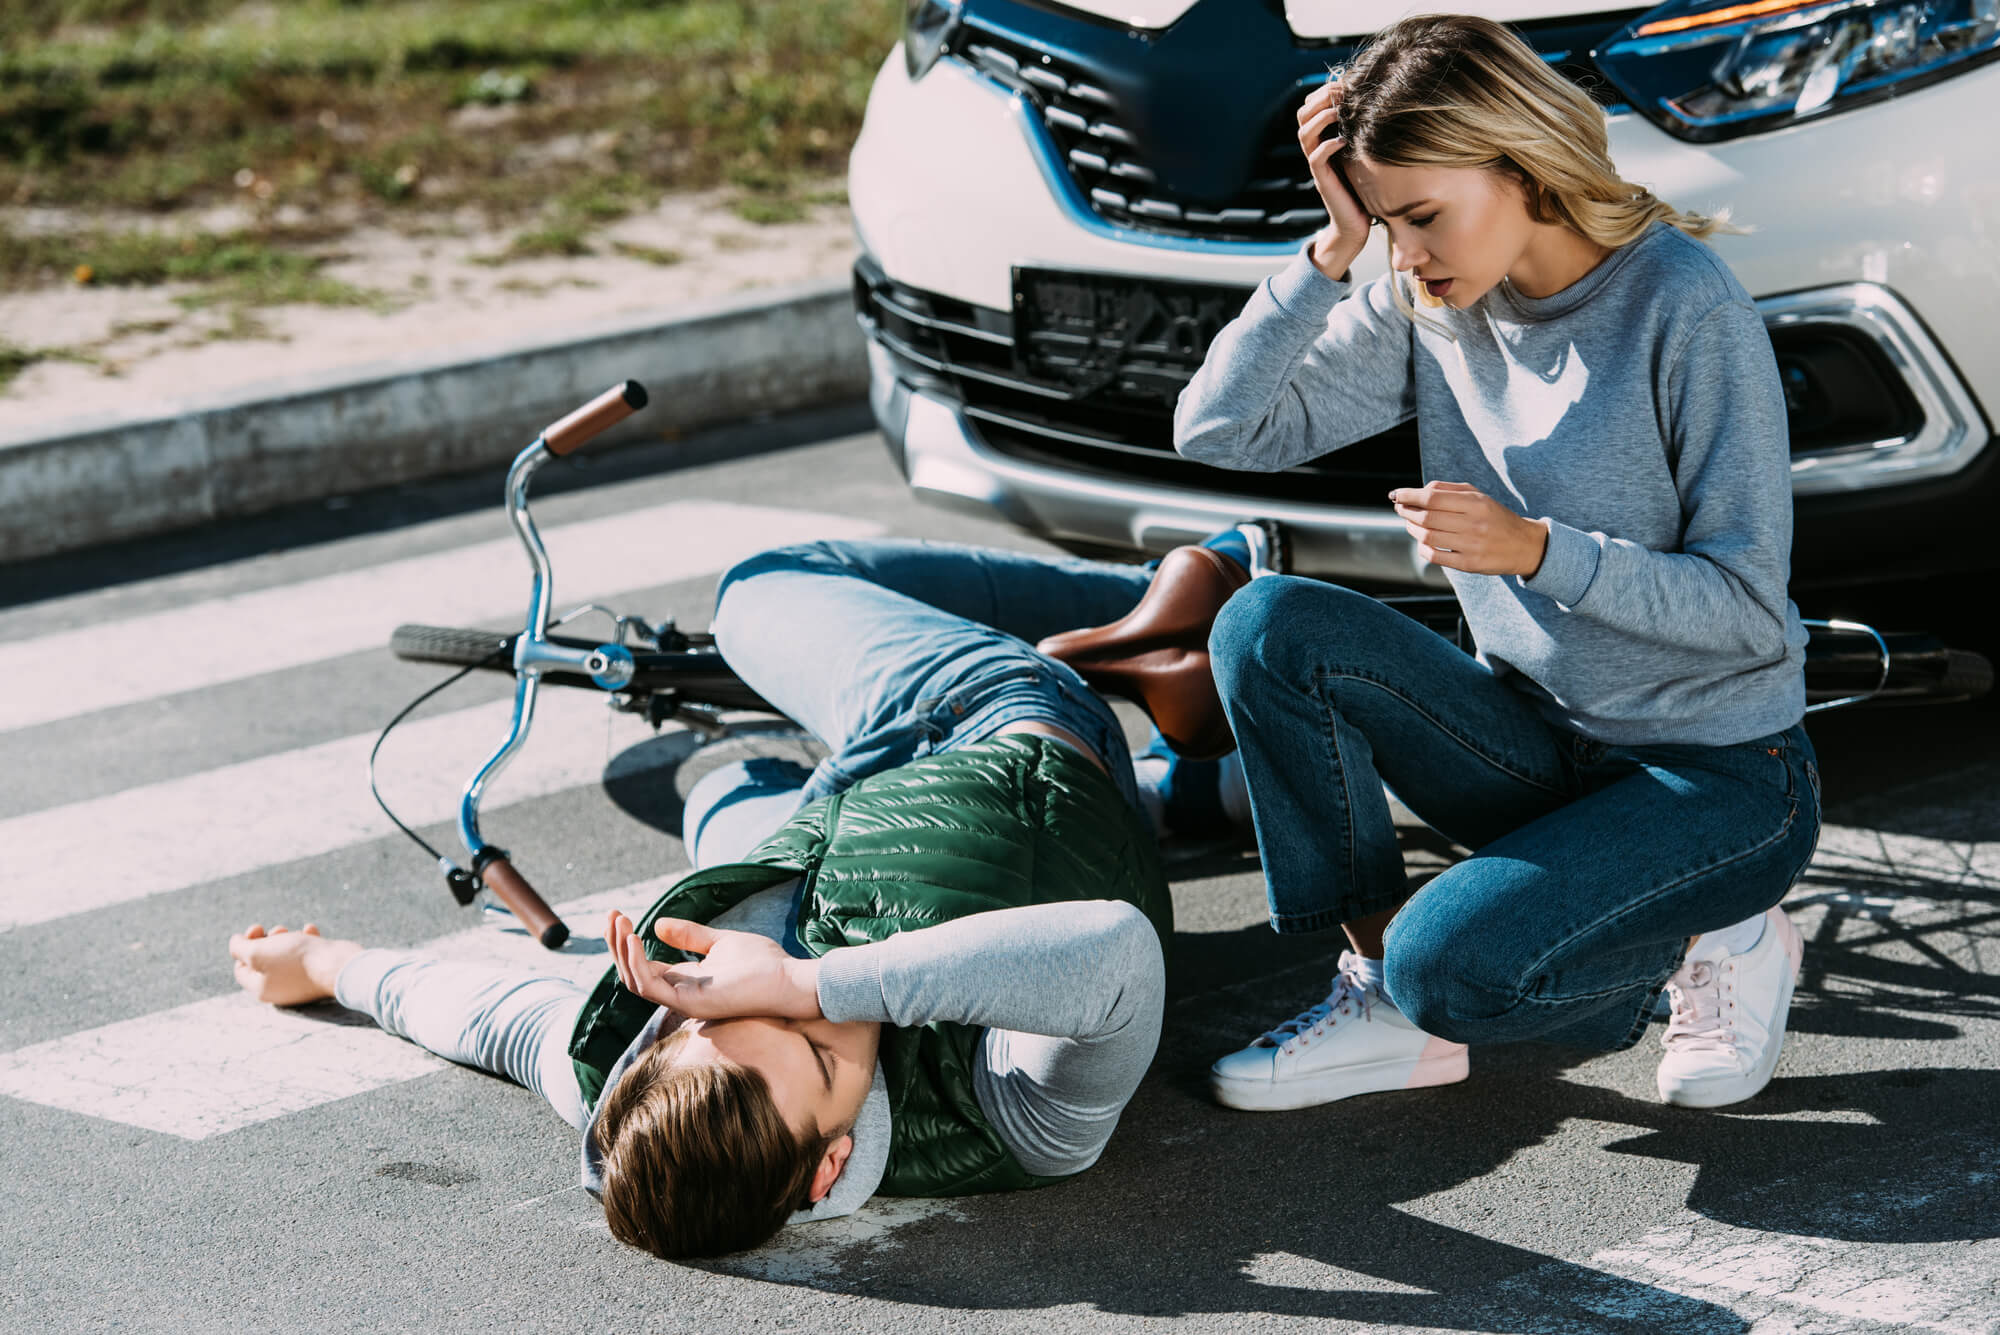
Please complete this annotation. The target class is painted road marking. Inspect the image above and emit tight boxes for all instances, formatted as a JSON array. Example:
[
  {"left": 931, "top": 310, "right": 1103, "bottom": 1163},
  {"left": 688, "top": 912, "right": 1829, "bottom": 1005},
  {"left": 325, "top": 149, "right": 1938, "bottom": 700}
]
[
  {"left": 1571, "top": 1137, "right": 2000, "bottom": 1333},
  {"left": 1590, "top": 1227, "right": 1999, "bottom": 1333},
  {"left": 0, "top": 879, "right": 673, "bottom": 1139},
  {"left": 0, "top": 992, "right": 453, "bottom": 1142},
  {"left": 0, "top": 688, "right": 701, "bottom": 932},
  {"left": 0, "top": 500, "right": 880, "bottom": 735}
]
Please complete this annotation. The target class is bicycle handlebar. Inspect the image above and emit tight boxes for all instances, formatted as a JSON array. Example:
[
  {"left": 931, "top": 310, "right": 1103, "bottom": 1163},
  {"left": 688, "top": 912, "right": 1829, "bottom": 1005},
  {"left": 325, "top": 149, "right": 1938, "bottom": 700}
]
[
  {"left": 542, "top": 380, "right": 649, "bottom": 457},
  {"left": 476, "top": 852, "right": 570, "bottom": 949},
  {"left": 429, "top": 381, "right": 647, "bottom": 951}
]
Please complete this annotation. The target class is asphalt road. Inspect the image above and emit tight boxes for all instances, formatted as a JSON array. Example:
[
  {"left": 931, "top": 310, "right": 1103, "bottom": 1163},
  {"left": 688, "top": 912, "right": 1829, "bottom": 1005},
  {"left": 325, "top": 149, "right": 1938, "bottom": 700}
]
[{"left": 3, "top": 406, "right": 1996, "bottom": 1334}]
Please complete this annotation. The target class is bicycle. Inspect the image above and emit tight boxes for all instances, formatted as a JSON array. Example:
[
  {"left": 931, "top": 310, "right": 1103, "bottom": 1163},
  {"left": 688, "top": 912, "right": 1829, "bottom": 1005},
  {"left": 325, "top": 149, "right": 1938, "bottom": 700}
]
[{"left": 382, "top": 383, "right": 1995, "bottom": 950}]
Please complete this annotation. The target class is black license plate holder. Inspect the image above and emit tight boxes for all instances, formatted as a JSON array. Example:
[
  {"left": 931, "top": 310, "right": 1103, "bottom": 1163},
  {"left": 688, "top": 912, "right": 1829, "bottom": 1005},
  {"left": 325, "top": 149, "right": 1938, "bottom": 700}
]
[{"left": 1012, "top": 267, "right": 1254, "bottom": 398}]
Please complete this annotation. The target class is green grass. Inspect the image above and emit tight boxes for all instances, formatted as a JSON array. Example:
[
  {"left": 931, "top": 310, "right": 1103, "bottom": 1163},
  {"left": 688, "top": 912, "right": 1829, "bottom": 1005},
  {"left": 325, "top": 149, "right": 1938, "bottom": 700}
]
[
  {"left": 611, "top": 240, "right": 683, "bottom": 266},
  {"left": 0, "top": 341, "right": 46, "bottom": 392},
  {"left": 0, "top": 0, "right": 898, "bottom": 221},
  {"left": 556, "top": 173, "right": 654, "bottom": 224},
  {"left": 469, "top": 173, "right": 678, "bottom": 264},
  {"left": 0, "top": 338, "right": 95, "bottom": 392},
  {"left": 495, "top": 223, "right": 594, "bottom": 260},
  {"left": 728, "top": 170, "right": 850, "bottom": 225},
  {"left": 733, "top": 195, "right": 809, "bottom": 226},
  {"left": 0, "top": 224, "right": 392, "bottom": 309}
]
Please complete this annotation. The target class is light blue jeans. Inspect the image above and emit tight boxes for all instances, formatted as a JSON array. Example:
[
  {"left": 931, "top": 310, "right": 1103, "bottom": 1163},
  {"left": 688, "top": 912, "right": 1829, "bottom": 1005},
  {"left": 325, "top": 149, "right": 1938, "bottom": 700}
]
[
  {"left": 1209, "top": 576, "right": 1823, "bottom": 1052},
  {"left": 685, "top": 539, "right": 1156, "bottom": 865}
]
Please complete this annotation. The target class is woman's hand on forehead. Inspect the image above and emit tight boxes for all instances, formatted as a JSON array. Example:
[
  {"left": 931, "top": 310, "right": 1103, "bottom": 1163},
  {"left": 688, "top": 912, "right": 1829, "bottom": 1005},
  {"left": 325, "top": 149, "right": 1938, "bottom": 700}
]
[{"left": 1296, "top": 77, "right": 1371, "bottom": 278}]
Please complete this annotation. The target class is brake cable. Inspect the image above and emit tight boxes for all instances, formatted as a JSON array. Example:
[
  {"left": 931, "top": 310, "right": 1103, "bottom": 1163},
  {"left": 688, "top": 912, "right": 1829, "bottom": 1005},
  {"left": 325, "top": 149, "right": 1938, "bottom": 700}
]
[{"left": 368, "top": 641, "right": 511, "bottom": 903}]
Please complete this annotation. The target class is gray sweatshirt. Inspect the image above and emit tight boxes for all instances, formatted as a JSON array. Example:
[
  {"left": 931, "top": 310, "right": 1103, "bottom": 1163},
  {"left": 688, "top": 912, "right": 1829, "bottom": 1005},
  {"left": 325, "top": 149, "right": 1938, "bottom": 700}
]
[{"left": 1175, "top": 221, "right": 1808, "bottom": 745}]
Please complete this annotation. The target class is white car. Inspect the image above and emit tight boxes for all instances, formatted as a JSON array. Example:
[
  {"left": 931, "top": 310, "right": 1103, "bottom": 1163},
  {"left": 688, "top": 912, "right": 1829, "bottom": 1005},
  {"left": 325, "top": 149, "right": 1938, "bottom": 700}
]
[{"left": 847, "top": 0, "right": 1999, "bottom": 626}]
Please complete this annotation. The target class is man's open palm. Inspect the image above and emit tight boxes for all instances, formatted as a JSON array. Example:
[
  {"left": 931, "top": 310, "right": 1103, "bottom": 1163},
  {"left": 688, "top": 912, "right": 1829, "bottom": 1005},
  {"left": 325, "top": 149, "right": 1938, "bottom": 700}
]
[{"left": 606, "top": 911, "right": 822, "bottom": 1020}]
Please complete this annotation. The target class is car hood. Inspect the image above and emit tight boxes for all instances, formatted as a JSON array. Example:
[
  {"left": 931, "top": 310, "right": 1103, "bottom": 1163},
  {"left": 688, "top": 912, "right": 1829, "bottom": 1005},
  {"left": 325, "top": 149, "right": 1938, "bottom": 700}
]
[{"left": 1049, "top": 0, "right": 1629, "bottom": 37}]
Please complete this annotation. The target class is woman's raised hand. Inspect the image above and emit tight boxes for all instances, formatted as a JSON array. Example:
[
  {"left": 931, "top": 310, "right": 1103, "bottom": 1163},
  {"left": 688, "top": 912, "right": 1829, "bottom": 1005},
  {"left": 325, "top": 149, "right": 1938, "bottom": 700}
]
[{"left": 1297, "top": 78, "right": 1370, "bottom": 277}]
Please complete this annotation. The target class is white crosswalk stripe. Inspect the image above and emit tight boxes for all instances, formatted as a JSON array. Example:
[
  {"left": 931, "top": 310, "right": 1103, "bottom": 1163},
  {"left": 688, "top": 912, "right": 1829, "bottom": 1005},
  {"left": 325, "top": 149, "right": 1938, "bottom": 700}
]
[
  {"left": 0, "top": 881, "right": 669, "bottom": 1139},
  {"left": 0, "top": 499, "right": 881, "bottom": 735},
  {"left": 0, "top": 687, "right": 697, "bottom": 932}
]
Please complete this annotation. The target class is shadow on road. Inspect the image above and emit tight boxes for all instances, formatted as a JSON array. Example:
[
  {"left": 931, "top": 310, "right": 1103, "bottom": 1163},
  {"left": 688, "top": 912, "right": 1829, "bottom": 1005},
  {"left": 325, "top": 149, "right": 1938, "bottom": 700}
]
[
  {"left": 576, "top": 688, "right": 2000, "bottom": 1324},
  {"left": 685, "top": 753, "right": 1999, "bottom": 1327}
]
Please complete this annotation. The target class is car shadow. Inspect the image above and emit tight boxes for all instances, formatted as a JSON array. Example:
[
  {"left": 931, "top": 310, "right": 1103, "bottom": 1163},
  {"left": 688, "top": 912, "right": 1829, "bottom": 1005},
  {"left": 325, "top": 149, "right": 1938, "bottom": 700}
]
[{"left": 1806, "top": 693, "right": 2000, "bottom": 843}]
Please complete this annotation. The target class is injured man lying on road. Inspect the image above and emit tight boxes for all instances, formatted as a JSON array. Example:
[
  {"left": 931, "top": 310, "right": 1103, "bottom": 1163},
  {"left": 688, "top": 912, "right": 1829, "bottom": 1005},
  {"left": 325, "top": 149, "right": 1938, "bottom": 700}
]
[{"left": 227, "top": 532, "right": 1263, "bottom": 1259}]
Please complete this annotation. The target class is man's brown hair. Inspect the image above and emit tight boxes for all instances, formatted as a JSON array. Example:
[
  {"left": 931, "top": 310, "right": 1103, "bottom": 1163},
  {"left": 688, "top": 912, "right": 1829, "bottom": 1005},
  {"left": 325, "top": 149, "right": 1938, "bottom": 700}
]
[{"left": 595, "top": 1026, "right": 836, "bottom": 1259}]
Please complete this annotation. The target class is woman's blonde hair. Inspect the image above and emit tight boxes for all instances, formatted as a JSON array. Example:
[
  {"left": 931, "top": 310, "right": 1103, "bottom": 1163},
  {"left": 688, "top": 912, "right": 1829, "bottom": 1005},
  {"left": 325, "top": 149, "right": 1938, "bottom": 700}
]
[{"left": 1332, "top": 14, "right": 1743, "bottom": 324}]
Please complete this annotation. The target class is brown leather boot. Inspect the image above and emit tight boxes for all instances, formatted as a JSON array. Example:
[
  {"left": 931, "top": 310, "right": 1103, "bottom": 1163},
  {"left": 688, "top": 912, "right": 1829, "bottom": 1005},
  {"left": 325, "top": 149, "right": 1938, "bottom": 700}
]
[{"left": 1037, "top": 546, "right": 1250, "bottom": 760}]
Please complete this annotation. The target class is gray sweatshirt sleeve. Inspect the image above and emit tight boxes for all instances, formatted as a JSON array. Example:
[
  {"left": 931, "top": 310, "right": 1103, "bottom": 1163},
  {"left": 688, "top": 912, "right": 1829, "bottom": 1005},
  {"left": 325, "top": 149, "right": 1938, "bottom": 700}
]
[
  {"left": 335, "top": 949, "right": 590, "bottom": 1130},
  {"left": 1174, "top": 242, "right": 1417, "bottom": 472},
  {"left": 815, "top": 900, "right": 1166, "bottom": 1177},
  {"left": 1520, "top": 301, "right": 1797, "bottom": 661}
]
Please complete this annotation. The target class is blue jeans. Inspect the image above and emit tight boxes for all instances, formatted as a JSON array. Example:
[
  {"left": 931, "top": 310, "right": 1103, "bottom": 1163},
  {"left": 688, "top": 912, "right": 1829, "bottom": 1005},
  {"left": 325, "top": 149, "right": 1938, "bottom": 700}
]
[
  {"left": 1209, "top": 577, "right": 1823, "bottom": 1052},
  {"left": 686, "top": 540, "right": 1155, "bottom": 864}
]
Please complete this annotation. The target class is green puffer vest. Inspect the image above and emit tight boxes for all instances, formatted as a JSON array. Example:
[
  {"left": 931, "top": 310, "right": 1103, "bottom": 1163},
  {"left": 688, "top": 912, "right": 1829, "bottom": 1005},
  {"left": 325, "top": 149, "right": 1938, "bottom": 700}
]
[{"left": 568, "top": 734, "right": 1172, "bottom": 1197}]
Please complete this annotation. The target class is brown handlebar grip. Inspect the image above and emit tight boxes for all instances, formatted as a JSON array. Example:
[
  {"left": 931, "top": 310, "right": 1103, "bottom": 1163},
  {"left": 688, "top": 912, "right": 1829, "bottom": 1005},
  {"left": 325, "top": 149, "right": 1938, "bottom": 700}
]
[
  {"left": 541, "top": 380, "right": 648, "bottom": 457},
  {"left": 479, "top": 856, "right": 570, "bottom": 949}
]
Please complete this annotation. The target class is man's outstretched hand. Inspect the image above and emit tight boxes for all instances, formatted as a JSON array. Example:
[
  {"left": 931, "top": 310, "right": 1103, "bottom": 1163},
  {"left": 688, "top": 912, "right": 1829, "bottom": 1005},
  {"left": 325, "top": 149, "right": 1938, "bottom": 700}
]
[
  {"left": 607, "top": 911, "right": 822, "bottom": 1021},
  {"left": 228, "top": 924, "right": 363, "bottom": 1007}
]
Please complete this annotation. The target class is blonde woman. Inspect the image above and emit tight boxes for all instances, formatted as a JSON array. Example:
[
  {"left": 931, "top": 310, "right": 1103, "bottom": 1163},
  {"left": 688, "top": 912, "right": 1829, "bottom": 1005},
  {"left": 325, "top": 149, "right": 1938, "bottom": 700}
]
[{"left": 1179, "top": 15, "right": 1820, "bottom": 1111}]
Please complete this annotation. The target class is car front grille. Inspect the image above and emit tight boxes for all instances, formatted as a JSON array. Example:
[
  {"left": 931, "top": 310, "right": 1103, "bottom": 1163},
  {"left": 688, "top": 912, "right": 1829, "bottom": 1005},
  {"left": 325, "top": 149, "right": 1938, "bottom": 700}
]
[
  {"left": 954, "top": 16, "right": 1639, "bottom": 246},
  {"left": 960, "top": 38, "right": 1324, "bottom": 246},
  {"left": 854, "top": 256, "right": 1422, "bottom": 506}
]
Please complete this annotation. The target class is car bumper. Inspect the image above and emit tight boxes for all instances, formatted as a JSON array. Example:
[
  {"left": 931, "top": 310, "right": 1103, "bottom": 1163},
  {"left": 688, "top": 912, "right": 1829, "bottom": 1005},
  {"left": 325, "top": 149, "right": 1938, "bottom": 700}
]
[
  {"left": 868, "top": 339, "right": 1450, "bottom": 586},
  {"left": 868, "top": 314, "right": 2000, "bottom": 593}
]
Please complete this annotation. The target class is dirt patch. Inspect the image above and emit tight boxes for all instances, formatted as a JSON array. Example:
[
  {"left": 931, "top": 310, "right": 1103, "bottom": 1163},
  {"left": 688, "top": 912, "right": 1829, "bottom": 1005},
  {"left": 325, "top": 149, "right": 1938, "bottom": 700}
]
[{"left": 0, "top": 183, "right": 858, "bottom": 439}]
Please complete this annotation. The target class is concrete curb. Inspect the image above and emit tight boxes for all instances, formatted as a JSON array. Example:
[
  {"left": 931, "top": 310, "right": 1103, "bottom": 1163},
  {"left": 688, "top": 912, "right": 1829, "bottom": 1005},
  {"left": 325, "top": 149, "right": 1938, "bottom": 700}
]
[{"left": 0, "top": 276, "right": 868, "bottom": 563}]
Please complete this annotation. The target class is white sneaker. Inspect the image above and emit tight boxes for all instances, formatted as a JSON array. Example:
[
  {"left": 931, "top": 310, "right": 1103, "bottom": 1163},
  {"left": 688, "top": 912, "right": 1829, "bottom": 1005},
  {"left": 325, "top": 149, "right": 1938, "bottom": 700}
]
[
  {"left": 1210, "top": 951, "right": 1469, "bottom": 1111},
  {"left": 1656, "top": 906, "right": 1805, "bottom": 1108}
]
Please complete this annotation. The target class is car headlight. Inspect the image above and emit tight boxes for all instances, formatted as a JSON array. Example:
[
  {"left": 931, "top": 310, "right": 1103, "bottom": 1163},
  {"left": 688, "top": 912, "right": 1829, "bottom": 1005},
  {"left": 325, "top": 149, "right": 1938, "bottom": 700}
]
[
  {"left": 904, "top": 0, "right": 963, "bottom": 82},
  {"left": 1595, "top": 0, "right": 2000, "bottom": 141}
]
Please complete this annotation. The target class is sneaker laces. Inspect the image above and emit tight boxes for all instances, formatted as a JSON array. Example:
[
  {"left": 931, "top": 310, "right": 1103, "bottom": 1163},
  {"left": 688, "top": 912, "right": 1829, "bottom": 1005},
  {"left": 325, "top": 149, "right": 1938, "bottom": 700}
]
[
  {"left": 1259, "top": 954, "right": 1373, "bottom": 1048},
  {"left": 1663, "top": 959, "right": 1736, "bottom": 1055}
]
